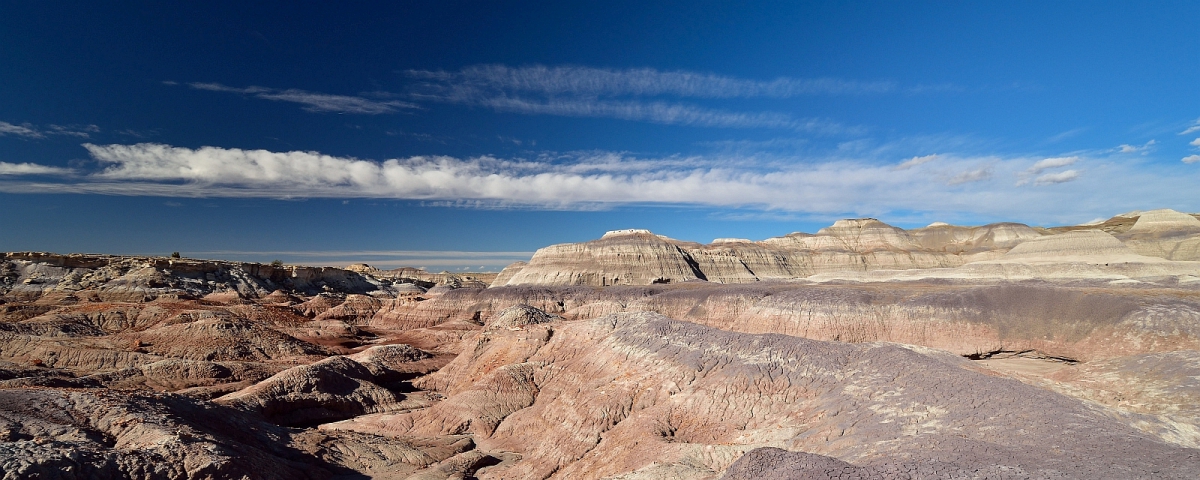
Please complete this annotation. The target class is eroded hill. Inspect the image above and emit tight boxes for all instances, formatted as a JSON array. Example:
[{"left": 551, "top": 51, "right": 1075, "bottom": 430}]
[{"left": 3, "top": 208, "right": 1200, "bottom": 479}]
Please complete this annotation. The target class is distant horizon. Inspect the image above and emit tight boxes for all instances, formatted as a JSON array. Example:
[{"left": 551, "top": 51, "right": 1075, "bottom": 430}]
[{"left": 7, "top": 205, "right": 1188, "bottom": 272}]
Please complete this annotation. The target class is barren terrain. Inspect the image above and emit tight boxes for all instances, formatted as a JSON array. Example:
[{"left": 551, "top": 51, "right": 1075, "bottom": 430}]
[{"left": 3, "top": 209, "right": 1200, "bottom": 479}]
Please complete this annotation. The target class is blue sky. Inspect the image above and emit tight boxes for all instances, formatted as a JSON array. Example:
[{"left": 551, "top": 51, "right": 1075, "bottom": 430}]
[{"left": 2, "top": 1, "right": 1198, "bottom": 270}]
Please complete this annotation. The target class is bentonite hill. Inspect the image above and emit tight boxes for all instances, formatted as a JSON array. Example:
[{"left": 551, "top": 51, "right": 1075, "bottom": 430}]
[{"left": 4, "top": 208, "right": 1200, "bottom": 479}]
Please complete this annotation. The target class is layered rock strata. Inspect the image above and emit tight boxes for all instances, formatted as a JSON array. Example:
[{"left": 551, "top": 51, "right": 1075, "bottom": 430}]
[
  {"left": 499, "top": 220, "right": 987, "bottom": 287},
  {"left": 1119, "top": 208, "right": 1200, "bottom": 261},
  {"left": 493, "top": 209, "right": 1200, "bottom": 287},
  {"left": 1, "top": 252, "right": 391, "bottom": 301}
]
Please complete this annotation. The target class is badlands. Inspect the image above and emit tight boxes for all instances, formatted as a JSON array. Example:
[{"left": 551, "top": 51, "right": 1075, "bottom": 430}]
[{"left": 3, "top": 208, "right": 1200, "bottom": 479}]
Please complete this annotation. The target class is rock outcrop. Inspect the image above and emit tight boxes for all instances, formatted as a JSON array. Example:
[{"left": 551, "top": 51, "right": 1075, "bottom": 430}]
[
  {"left": 215, "top": 356, "right": 404, "bottom": 426},
  {"left": 0, "top": 252, "right": 391, "bottom": 301},
  {"left": 496, "top": 219, "right": 1050, "bottom": 287},
  {"left": 1118, "top": 209, "right": 1200, "bottom": 261},
  {"left": 503, "top": 230, "right": 707, "bottom": 286},
  {"left": 489, "top": 261, "right": 527, "bottom": 287},
  {"left": 998, "top": 229, "right": 1151, "bottom": 262},
  {"left": 908, "top": 221, "right": 1042, "bottom": 258}
]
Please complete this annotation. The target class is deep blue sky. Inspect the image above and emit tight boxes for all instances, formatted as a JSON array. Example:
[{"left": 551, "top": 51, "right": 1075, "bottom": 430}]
[{"left": 2, "top": 1, "right": 1198, "bottom": 270}]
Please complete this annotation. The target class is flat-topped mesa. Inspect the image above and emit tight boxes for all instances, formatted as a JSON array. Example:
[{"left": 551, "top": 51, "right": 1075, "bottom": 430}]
[
  {"left": 601, "top": 228, "right": 655, "bottom": 238},
  {"left": 502, "top": 230, "right": 706, "bottom": 287},
  {"left": 1, "top": 252, "right": 389, "bottom": 300},
  {"left": 344, "top": 263, "right": 377, "bottom": 274}
]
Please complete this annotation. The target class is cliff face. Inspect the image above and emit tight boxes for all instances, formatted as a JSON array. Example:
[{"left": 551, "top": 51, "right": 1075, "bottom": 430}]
[
  {"left": 686, "top": 242, "right": 807, "bottom": 283},
  {"left": 497, "top": 219, "right": 1028, "bottom": 287},
  {"left": 503, "top": 231, "right": 707, "bottom": 286},
  {"left": 495, "top": 210, "right": 1200, "bottom": 287}
]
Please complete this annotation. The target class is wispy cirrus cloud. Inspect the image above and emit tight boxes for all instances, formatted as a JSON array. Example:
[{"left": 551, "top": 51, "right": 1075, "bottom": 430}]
[
  {"left": 406, "top": 64, "right": 866, "bottom": 134},
  {"left": 181, "top": 82, "right": 418, "bottom": 114},
  {"left": 1045, "top": 128, "right": 1086, "bottom": 143},
  {"left": 0, "top": 121, "right": 98, "bottom": 139},
  {"left": 1024, "top": 156, "right": 1078, "bottom": 175},
  {"left": 408, "top": 64, "right": 894, "bottom": 98},
  {"left": 1116, "top": 139, "right": 1156, "bottom": 154},
  {"left": 1032, "top": 169, "right": 1081, "bottom": 185},
  {"left": 1180, "top": 118, "right": 1200, "bottom": 135},
  {"left": 464, "top": 96, "right": 850, "bottom": 133},
  {"left": 0, "top": 142, "right": 1192, "bottom": 225},
  {"left": 1179, "top": 120, "right": 1200, "bottom": 163},
  {"left": 0, "top": 121, "right": 42, "bottom": 138},
  {"left": 894, "top": 154, "right": 939, "bottom": 170},
  {"left": 946, "top": 166, "right": 992, "bottom": 185},
  {"left": 167, "top": 66, "right": 895, "bottom": 133},
  {"left": 0, "top": 162, "right": 73, "bottom": 175},
  {"left": 1015, "top": 156, "right": 1080, "bottom": 186},
  {"left": 46, "top": 124, "right": 100, "bottom": 138}
]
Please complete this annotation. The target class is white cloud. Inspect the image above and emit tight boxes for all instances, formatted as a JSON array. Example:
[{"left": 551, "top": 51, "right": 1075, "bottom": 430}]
[
  {"left": 183, "top": 82, "right": 417, "bottom": 114},
  {"left": 0, "top": 121, "right": 45, "bottom": 138},
  {"left": 894, "top": 154, "right": 938, "bottom": 170},
  {"left": 1015, "top": 156, "right": 1080, "bottom": 186},
  {"left": 1025, "top": 156, "right": 1078, "bottom": 175},
  {"left": 1046, "top": 128, "right": 1086, "bottom": 143},
  {"left": 1033, "top": 169, "right": 1081, "bottom": 185},
  {"left": 0, "top": 121, "right": 99, "bottom": 139},
  {"left": 1117, "top": 139, "right": 1156, "bottom": 154},
  {"left": 0, "top": 162, "right": 72, "bottom": 175},
  {"left": 1191, "top": 138, "right": 1200, "bottom": 148},
  {"left": 947, "top": 167, "right": 992, "bottom": 185},
  {"left": 1, "top": 143, "right": 1196, "bottom": 225},
  {"left": 408, "top": 64, "right": 895, "bottom": 98},
  {"left": 1183, "top": 155, "right": 1200, "bottom": 164},
  {"left": 256, "top": 90, "right": 416, "bottom": 114},
  {"left": 47, "top": 124, "right": 99, "bottom": 138},
  {"left": 1180, "top": 118, "right": 1200, "bottom": 135}
]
